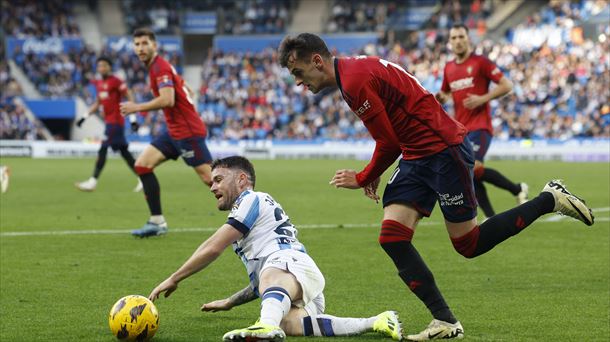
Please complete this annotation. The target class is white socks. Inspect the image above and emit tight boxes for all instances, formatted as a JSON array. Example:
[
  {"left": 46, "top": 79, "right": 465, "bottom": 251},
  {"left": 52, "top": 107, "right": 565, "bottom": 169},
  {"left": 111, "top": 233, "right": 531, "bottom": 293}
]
[
  {"left": 259, "top": 287, "right": 291, "bottom": 327},
  {"left": 149, "top": 215, "right": 166, "bottom": 225},
  {"left": 302, "top": 314, "right": 376, "bottom": 336}
]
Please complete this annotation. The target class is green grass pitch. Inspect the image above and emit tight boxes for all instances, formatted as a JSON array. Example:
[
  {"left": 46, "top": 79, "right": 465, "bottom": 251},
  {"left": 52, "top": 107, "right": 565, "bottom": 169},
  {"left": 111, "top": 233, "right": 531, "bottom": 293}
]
[{"left": 0, "top": 157, "right": 608, "bottom": 341}]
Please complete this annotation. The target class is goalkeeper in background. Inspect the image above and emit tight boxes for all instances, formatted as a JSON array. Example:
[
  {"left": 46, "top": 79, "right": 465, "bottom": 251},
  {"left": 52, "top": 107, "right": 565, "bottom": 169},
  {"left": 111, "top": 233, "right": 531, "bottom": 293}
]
[{"left": 74, "top": 56, "right": 142, "bottom": 192}]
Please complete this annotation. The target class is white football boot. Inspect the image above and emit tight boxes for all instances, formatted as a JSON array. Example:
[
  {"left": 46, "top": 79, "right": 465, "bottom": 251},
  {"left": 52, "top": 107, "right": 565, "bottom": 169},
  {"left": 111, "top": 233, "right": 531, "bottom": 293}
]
[
  {"left": 516, "top": 182, "right": 529, "bottom": 204},
  {"left": 75, "top": 177, "right": 97, "bottom": 192},
  {"left": 407, "top": 319, "right": 464, "bottom": 341},
  {"left": 0, "top": 166, "right": 10, "bottom": 193},
  {"left": 133, "top": 179, "right": 143, "bottom": 192},
  {"left": 542, "top": 179, "right": 594, "bottom": 226}
]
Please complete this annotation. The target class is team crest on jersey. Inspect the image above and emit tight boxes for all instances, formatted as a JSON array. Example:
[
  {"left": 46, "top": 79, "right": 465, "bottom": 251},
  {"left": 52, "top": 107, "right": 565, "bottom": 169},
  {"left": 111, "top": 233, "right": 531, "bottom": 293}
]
[{"left": 467, "top": 66, "right": 472, "bottom": 75}]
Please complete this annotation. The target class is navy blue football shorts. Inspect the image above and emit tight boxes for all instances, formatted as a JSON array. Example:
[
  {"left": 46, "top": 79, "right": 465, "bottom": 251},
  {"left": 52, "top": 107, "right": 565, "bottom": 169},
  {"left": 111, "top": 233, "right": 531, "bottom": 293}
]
[
  {"left": 101, "top": 124, "right": 128, "bottom": 151},
  {"left": 151, "top": 131, "right": 212, "bottom": 167},
  {"left": 382, "top": 140, "right": 478, "bottom": 223},
  {"left": 467, "top": 129, "right": 492, "bottom": 162}
]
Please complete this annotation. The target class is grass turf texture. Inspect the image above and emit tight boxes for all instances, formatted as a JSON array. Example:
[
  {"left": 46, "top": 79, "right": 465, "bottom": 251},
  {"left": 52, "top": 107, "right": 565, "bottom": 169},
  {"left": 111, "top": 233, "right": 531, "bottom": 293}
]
[{"left": 0, "top": 157, "right": 608, "bottom": 341}]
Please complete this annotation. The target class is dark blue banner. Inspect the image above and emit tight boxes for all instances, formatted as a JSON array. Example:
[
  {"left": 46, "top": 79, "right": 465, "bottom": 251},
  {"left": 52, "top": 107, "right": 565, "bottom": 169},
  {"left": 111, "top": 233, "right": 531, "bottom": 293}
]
[
  {"left": 105, "top": 36, "right": 183, "bottom": 54},
  {"left": 6, "top": 37, "right": 83, "bottom": 58},
  {"left": 182, "top": 12, "right": 216, "bottom": 34}
]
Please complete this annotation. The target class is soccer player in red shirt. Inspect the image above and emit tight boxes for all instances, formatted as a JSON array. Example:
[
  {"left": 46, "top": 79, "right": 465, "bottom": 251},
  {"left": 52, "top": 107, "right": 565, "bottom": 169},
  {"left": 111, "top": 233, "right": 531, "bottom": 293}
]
[
  {"left": 278, "top": 33, "right": 594, "bottom": 340},
  {"left": 74, "top": 56, "right": 141, "bottom": 192},
  {"left": 120, "top": 28, "right": 213, "bottom": 238},
  {"left": 436, "top": 24, "right": 528, "bottom": 219}
]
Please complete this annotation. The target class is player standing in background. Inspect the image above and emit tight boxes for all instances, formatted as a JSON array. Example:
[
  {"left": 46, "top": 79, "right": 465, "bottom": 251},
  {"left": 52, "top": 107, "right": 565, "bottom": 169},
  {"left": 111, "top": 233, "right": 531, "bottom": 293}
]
[
  {"left": 0, "top": 165, "right": 10, "bottom": 193},
  {"left": 148, "top": 156, "right": 403, "bottom": 341},
  {"left": 120, "top": 28, "right": 213, "bottom": 238},
  {"left": 278, "top": 33, "right": 594, "bottom": 340},
  {"left": 75, "top": 56, "right": 142, "bottom": 193},
  {"left": 436, "top": 24, "right": 528, "bottom": 219}
]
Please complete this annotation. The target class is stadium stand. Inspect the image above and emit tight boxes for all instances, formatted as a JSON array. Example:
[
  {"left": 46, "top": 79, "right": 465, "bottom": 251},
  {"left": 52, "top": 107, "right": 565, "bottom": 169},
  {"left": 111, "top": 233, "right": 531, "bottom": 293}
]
[
  {"left": 1, "top": 0, "right": 80, "bottom": 37},
  {"left": 122, "top": 0, "right": 296, "bottom": 35},
  {"left": 2, "top": 0, "right": 609, "bottom": 142}
]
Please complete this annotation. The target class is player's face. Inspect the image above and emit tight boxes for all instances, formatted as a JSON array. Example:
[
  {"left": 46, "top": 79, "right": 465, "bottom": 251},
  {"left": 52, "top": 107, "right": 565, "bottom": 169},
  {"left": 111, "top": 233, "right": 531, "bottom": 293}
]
[
  {"left": 210, "top": 167, "right": 243, "bottom": 211},
  {"left": 133, "top": 36, "right": 157, "bottom": 65},
  {"left": 287, "top": 52, "right": 328, "bottom": 94},
  {"left": 449, "top": 28, "right": 470, "bottom": 55},
  {"left": 96, "top": 60, "right": 111, "bottom": 77}
]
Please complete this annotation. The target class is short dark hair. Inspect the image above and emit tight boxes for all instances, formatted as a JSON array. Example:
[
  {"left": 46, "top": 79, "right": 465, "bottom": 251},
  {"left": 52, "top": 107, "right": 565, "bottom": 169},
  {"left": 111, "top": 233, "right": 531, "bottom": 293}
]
[
  {"left": 211, "top": 156, "right": 256, "bottom": 187},
  {"left": 278, "top": 33, "right": 331, "bottom": 68},
  {"left": 133, "top": 27, "right": 156, "bottom": 41},
  {"left": 450, "top": 23, "right": 469, "bottom": 34},
  {"left": 96, "top": 56, "right": 113, "bottom": 66}
]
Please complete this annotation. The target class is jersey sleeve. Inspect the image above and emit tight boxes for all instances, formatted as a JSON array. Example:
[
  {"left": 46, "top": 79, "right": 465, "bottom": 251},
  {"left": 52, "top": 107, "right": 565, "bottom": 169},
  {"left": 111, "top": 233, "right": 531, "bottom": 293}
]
[
  {"left": 347, "top": 80, "right": 402, "bottom": 186},
  {"left": 481, "top": 57, "right": 504, "bottom": 84},
  {"left": 117, "top": 78, "right": 128, "bottom": 96},
  {"left": 441, "top": 65, "right": 450, "bottom": 92},
  {"left": 227, "top": 192, "right": 260, "bottom": 235},
  {"left": 153, "top": 62, "right": 175, "bottom": 89}
]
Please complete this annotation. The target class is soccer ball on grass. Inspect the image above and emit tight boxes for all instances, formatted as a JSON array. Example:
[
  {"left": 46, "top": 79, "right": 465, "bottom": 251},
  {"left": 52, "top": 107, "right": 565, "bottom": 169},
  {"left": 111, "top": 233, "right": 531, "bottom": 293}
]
[{"left": 108, "top": 295, "right": 159, "bottom": 341}]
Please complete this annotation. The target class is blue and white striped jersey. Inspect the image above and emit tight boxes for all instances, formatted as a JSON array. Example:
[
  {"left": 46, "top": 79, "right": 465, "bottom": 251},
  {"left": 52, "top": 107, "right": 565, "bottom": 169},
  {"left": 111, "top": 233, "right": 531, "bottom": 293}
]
[{"left": 227, "top": 189, "right": 307, "bottom": 286}]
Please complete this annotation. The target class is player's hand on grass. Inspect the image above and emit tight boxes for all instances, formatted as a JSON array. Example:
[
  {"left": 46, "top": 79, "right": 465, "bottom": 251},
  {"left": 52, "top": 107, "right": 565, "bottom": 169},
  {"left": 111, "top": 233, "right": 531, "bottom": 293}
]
[
  {"left": 148, "top": 277, "right": 178, "bottom": 302},
  {"left": 363, "top": 177, "right": 380, "bottom": 203},
  {"left": 463, "top": 93, "right": 487, "bottom": 109},
  {"left": 329, "top": 169, "right": 360, "bottom": 189},
  {"left": 201, "top": 298, "right": 233, "bottom": 312},
  {"left": 120, "top": 101, "right": 139, "bottom": 115}
]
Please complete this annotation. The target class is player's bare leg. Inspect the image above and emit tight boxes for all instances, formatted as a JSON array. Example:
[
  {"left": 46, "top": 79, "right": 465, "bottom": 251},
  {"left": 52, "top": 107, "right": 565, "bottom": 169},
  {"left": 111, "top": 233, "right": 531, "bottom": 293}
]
[
  {"left": 193, "top": 163, "right": 212, "bottom": 187},
  {"left": 132, "top": 145, "right": 168, "bottom": 237}
]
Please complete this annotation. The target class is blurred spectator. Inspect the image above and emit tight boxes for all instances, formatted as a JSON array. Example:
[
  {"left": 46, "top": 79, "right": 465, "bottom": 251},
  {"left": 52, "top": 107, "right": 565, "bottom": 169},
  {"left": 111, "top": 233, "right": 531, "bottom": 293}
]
[
  {"left": 0, "top": 61, "right": 47, "bottom": 140},
  {"left": 122, "top": 0, "right": 295, "bottom": 35},
  {"left": 1, "top": 0, "right": 80, "bottom": 37}
]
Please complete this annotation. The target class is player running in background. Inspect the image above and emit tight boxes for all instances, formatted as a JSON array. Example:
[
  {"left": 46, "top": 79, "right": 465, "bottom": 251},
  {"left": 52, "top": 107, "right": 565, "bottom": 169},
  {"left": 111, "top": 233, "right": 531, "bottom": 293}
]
[
  {"left": 436, "top": 24, "right": 528, "bottom": 219},
  {"left": 278, "top": 33, "right": 594, "bottom": 340},
  {"left": 74, "top": 56, "right": 142, "bottom": 192},
  {"left": 148, "top": 156, "right": 403, "bottom": 341},
  {"left": 120, "top": 28, "right": 213, "bottom": 238}
]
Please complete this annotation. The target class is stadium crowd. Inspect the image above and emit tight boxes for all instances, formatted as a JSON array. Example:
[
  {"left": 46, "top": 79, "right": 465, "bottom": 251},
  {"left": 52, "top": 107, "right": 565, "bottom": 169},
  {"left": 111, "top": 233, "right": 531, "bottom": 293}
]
[
  {"left": 1, "top": 0, "right": 80, "bottom": 37},
  {"left": 2, "top": 0, "right": 609, "bottom": 141},
  {"left": 123, "top": 0, "right": 294, "bottom": 35},
  {"left": 0, "top": 60, "right": 46, "bottom": 140}
]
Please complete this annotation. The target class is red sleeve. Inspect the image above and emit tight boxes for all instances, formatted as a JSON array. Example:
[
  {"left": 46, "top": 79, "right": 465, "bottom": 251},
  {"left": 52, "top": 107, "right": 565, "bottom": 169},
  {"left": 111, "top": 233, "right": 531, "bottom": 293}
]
[
  {"left": 481, "top": 57, "right": 503, "bottom": 83},
  {"left": 117, "top": 78, "right": 128, "bottom": 96},
  {"left": 153, "top": 62, "right": 174, "bottom": 89},
  {"left": 441, "top": 65, "right": 450, "bottom": 92},
  {"left": 350, "top": 82, "right": 402, "bottom": 187}
]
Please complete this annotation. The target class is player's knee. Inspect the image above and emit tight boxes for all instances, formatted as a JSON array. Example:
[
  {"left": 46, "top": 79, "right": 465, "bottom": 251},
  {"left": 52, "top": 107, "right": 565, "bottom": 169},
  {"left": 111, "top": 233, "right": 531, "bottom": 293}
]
[
  {"left": 134, "top": 165, "right": 154, "bottom": 175},
  {"left": 280, "top": 310, "right": 307, "bottom": 336},
  {"left": 379, "top": 219, "right": 414, "bottom": 245},
  {"left": 450, "top": 226, "right": 480, "bottom": 259}
]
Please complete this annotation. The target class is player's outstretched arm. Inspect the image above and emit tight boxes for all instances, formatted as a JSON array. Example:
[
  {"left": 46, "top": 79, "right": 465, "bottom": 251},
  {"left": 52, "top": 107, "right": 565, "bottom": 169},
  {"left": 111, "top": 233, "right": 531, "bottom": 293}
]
[
  {"left": 76, "top": 98, "right": 100, "bottom": 127},
  {"left": 201, "top": 285, "right": 258, "bottom": 312},
  {"left": 148, "top": 224, "right": 242, "bottom": 301},
  {"left": 120, "top": 87, "right": 175, "bottom": 115}
]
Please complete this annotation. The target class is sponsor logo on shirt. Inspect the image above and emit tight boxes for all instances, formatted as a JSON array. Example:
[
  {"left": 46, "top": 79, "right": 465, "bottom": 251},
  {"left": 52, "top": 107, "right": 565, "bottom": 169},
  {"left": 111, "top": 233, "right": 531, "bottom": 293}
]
[
  {"left": 449, "top": 77, "right": 474, "bottom": 92},
  {"left": 354, "top": 99, "right": 371, "bottom": 117}
]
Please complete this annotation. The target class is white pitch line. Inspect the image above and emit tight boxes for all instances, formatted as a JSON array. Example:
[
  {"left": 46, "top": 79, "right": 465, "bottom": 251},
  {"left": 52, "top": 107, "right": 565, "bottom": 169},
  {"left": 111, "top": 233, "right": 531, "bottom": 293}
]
[{"left": 1, "top": 208, "right": 608, "bottom": 237}]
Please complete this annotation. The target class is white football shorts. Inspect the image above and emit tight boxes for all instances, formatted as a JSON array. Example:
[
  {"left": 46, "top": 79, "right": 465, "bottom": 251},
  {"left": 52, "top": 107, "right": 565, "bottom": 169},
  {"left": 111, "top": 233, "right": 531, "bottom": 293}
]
[{"left": 260, "top": 249, "right": 326, "bottom": 315}]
